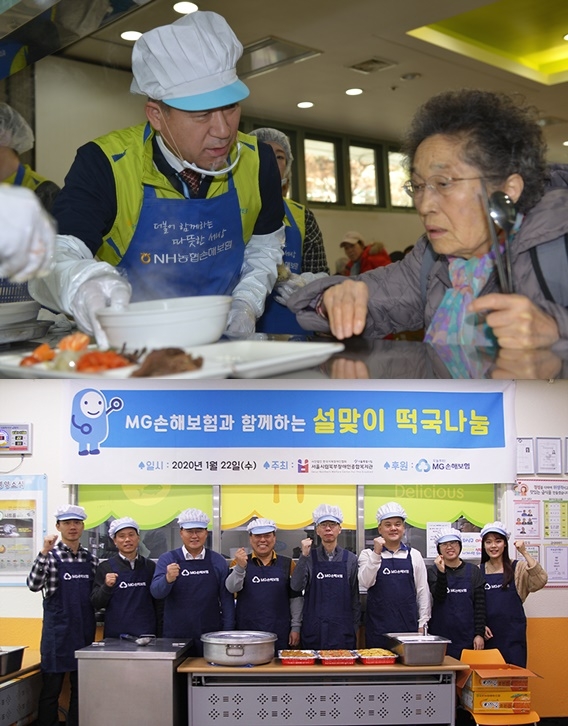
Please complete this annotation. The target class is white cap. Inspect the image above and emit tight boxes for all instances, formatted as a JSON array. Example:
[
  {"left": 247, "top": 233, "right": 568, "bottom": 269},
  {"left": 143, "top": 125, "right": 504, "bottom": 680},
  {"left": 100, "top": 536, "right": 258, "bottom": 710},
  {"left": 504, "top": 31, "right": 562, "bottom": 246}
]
[
  {"left": 247, "top": 518, "right": 276, "bottom": 535},
  {"left": 249, "top": 128, "right": 294, "bottom": 182},
  {"left": 377, "top": 502, "right": 407, "bottom": 523},
  {"left": 436, "top": 528, "right": 462, "bottom": 546},
  {"left": 480, "top": 521, "right": 510, "bottom": 539},
  {"left": 130, "top": 11, "right": 250, "bottom": 111},
  {"left": 177, "top": 508, "right": 210, "bottom": 529},
  {"left": 109, "top": 517, "right": 139, "bottom": 538},
  {"left": 312, "top": 504, "right": 343, "bottom": 526},
  {"left": 55, "top": 505, "right": 87, "bottom": 521},
  {"left": 0, "top": 103, "right": 34, "bottom": 154}
]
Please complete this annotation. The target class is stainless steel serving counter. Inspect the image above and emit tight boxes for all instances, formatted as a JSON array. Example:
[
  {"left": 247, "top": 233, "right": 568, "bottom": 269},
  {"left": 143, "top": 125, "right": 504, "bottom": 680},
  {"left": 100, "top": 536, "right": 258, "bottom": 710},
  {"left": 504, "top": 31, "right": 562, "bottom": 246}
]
[
  {"left": 179, "top": 656, "right": 469, "bottom": 726},
  {"left": 76, "top": 638, "right": 192, "bottom": 726}
]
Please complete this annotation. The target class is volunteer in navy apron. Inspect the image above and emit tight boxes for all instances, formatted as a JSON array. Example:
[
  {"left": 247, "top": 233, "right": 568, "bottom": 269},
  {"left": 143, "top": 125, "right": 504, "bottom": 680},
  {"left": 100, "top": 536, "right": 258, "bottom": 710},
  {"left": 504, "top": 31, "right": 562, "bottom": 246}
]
[
  {"left": 256, "top": 203, "right": 305, "bottom": 334},
  {"left": 235, "top": 555, "right": 292, "bottom": 651},
  {"left": 91, "top": 517, "right": 158, "bottom": 639},
  {"left": 150, "top": 509, "right": 235, "bottom": 657},
  {"left": 365, "top": 546, "right": 418, "bottom": 648},
  {"left": 119, "top": 163, "right": 244, "bottom": 302},
  {"left": 481, "top": 561, "right": 527, "bottom": 666},
  {"left": 428, "top": 529, "right": 486, "bottom": 660},
  {"left": 302, "top": 549, "right": 357, "bottom": 649}
]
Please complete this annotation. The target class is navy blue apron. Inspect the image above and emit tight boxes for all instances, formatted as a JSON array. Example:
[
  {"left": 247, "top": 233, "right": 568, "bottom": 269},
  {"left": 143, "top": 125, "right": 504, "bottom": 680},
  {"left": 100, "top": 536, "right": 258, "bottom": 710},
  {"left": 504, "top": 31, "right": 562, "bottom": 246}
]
[
  {"left": 118, "top": 168, "right": 244, "bottom": 302},
  {"left": 481, "top": 561, "right": 527, "bottom": 666},
  {"left": 162, "top": 549, "right": 222, "bottom": 656},
  {"left": 102, "top": 556, "right": 156, "bottom": 638},
  {"left": 235, "top": 555, "right": 291, "bottom": 651},
  {"left": 365, "top": 547, "right": 418, "bottom": 649},
  {"left": 429, "top": 562, "right": 476, "bottom": 659},
  {"left": 40, "top": 551, "right": 96, "bottom": 673},
  {"left": 256, "top": 202, "right": 306, "bottom": 335},
  {"left": 301, "top": 548, "right": 356, "bottom": 650}
]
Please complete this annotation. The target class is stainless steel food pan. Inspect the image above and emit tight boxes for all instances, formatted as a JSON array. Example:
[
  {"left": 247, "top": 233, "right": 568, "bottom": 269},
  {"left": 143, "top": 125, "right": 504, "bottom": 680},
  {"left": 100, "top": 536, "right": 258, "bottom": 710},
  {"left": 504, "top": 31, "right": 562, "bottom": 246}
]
[
  {"left": 384, "top": 633, "right": 450, "bottom": 665},
  {"left": 201, "top": 631, "right": 277, "bottom": 666},
  {"left": 0, "top": 646, "right": 27, "bottom": 676}
]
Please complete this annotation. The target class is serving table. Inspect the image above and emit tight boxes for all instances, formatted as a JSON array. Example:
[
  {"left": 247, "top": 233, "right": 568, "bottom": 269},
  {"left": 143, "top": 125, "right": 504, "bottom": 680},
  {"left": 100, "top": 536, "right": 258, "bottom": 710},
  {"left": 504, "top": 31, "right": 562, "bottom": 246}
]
[
  {"left": 178, "top": 656, "right": 469, "bottom": 726},
  {"left": 0, "top": 649, "right": 41, "bottom": 725}
]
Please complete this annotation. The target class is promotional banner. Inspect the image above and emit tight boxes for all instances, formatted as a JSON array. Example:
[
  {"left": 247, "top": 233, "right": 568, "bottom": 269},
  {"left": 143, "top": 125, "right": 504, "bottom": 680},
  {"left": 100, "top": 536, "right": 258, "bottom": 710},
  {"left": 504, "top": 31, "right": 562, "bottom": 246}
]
[{"left": 61, "top": 380, "right": 516, "bottom": 485}]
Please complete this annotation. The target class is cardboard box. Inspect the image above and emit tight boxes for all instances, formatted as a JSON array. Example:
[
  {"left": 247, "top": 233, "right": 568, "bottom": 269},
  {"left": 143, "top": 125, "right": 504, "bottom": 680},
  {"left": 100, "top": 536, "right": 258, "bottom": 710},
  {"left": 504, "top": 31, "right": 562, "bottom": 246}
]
[
  {"left": 461, "top": 687, "right": 531, "bottom": 714},
  {"left": 456, "top": 649, "right": 539, "bottom": 694}
]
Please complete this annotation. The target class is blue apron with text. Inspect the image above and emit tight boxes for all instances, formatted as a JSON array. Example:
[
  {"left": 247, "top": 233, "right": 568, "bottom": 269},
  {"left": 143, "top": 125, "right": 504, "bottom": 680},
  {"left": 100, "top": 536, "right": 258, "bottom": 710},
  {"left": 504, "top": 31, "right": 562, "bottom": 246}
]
[
  {"left": 481, "top": 561, "right": 527, "bottom": 666},
  {"left": 256, "top": 202, "right": 306, "bottom": 335},
  {"left": 235, "top": 556, "right": 291, "bottom": 651},
  {"left": 103, "top": 556, "right": 157, "bottom": 638},
  {"left": 162, "top": 549, "right": 222, "bottom": 656},
  {"left": 41, "top": 552, "right": 96, "bottom": 673},
  {"left": 429, "top": 563, "right": 476, "bottom": 659},
  {"left": 118, "top": 171, "right": 244, "bottom": 302},
  {"left": 365, "top": 547, "right": 417, "bottom": 648},
  {"left": 301, "top": 548, "right": 356, "bottom": 650}
]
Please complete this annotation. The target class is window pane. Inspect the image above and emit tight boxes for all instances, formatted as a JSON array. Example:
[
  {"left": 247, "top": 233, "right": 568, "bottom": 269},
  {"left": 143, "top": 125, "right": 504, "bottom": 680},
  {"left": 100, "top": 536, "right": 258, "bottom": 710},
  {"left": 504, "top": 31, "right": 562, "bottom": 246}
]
[
  {"left": 389, "top": 150, "right": 413, "bottom": 208},
  {"left": 349, "top": 145, "right": 378, "bottom": 205},
  {"left": 304, "top": 138, "right": 337, "bottom": 203}
]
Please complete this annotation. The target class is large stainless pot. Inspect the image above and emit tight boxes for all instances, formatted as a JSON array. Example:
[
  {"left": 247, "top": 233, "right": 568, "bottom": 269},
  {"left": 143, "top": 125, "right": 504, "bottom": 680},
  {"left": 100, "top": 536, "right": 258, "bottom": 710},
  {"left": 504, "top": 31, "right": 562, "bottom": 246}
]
[
  {"left": 384, "top": 633, "right": 451, "bottom": 665},
  {"left": 201, "top": 631, "right": 277, "bottom": 666}
]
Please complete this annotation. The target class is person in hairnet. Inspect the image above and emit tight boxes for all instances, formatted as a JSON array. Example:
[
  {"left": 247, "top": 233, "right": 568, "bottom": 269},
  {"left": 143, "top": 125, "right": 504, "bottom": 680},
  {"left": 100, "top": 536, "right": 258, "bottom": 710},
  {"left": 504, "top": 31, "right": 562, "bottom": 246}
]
[
  {"left": 0, "top": 102, "right": 60, "bottom": 212},
  {"left": 29, "top": 10, "right": 285, "bottom": 348},
  {"left": 91, "top": 517, "right": 162, "bottom": 639},
  {"left": 226, "top": 518, "right": 303, "bottom": 651},
  {"left": 290, "top": 504, "right": 360, "bottom": 650},
  {"left": 249, "top": 127, "right": 329, "bottom": 335},
  {"left": 428, "top": 528, "right": 486, "bottom": 659},
  {"left": 150, "top": 508, "right": 234, "bottom": 656},
  {"left": 26, "top": 505, "right": 97, "bottom": 726},
  {"left": 479, "top": 521, "right": 547, "bottom": 667},
  {"left": 358, "top": 502, "right": 430, "bottom": 648}
]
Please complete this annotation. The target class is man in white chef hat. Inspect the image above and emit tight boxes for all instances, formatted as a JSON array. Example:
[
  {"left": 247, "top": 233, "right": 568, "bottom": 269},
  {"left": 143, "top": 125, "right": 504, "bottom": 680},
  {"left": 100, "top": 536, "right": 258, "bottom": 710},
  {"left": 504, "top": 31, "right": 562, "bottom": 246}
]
[
  {"left": 226, "top": 517, "right": 303, "bottom": 651},
  {"left": 151, "top": 507, "right": 234, "bottom": 656},
  {"left": 291, "top": 504, "right": 360, "bottom": 650},
  {"left": 91, "top": 516, "right": 161, "bottom": 639},
  {"left": 28, "top": 10, "right": 285, "bottom": 347},
  {"left": 358, "top": 501, "right": 430, "bottom": 649},
  {"left": 27, "top": 504, "right": 97, "bottom": 726}
]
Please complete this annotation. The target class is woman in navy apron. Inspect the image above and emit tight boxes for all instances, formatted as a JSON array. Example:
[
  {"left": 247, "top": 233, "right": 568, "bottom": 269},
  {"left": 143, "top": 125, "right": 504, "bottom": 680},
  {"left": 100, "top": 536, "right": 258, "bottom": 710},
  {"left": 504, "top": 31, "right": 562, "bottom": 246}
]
[
  {"left": 428, "top": 528, "right": 486, "bottom": 659},
  {"left": 479, "top": 521, "right": 548, "bottom": 667}
]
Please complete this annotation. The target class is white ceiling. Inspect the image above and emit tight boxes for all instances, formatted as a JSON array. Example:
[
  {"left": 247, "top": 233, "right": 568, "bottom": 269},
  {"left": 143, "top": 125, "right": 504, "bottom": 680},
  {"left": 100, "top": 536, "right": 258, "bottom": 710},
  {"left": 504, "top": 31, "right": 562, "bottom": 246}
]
[{"left": 60, "top": 0, "right": 568, "bottom": 162}]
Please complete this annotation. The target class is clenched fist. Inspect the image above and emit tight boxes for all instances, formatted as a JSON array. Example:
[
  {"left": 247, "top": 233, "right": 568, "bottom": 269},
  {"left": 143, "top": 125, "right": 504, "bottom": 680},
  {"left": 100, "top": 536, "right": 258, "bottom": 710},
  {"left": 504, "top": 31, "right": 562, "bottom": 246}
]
[
  {"left": 105, "top": 573, "right": 118, "bottom": 588},
  {"left": 373, "top": 536, "right": 386, "bottom": 555},
  {"left": 234, "top": 547, "right": 248, "bottom": 569},
  {"left": 41, "top": 534, "right": 58, "bottom": 556},
  {"left": 166, "top": 562, "right": 180, "bottom": 583},
  {"left": 300, "top": 538, "right": 313, "bottom": 557}
]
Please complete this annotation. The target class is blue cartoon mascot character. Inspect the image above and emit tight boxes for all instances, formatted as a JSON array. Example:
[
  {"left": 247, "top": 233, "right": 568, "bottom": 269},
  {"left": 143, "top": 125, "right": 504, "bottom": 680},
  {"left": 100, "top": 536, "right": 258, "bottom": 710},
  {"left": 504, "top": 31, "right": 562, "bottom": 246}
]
[{"left": 70, "top": 388, "right": 123, "bottom": 456}]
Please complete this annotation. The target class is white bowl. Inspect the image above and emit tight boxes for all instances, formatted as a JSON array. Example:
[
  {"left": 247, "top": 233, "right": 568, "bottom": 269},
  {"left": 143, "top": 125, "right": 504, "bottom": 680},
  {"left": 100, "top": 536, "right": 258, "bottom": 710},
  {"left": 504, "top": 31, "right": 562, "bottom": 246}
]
[
  {"left": 0, "top": 301, "right": 41, "bottom": 327},
  {"left": 96, "top": 296, "right": 232, "bottom": 350}
]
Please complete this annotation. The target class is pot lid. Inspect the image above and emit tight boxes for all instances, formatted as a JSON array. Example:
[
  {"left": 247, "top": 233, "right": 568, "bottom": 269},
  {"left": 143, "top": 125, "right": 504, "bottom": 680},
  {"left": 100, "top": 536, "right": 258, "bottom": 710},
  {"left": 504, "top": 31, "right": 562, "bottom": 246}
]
[{"left": 201, "top": 631, "right": 277, "bottom": 644}]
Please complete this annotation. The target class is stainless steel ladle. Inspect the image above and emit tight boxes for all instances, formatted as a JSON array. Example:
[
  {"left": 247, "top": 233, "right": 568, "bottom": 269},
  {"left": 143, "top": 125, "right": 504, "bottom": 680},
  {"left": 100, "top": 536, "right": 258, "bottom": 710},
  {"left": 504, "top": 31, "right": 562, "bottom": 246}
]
[{"left": 488, "top": 191, "right": 516, "bottom": 293}]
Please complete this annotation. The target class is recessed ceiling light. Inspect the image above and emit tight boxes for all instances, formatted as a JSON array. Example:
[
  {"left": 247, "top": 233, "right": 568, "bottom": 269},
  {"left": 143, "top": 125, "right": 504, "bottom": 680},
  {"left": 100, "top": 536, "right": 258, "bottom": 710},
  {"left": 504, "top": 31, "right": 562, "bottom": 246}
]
[
  {"left": 564, "top": 33, "right": 568, "bottom": 41},
  {"left": 121, "top": 31, "right": 142, "bottom": 42},
  {"left": 563, "top": 141, "right": 568, "bottom": 146},
  {"left": 173, "top": 2, "right": 198, "bottom": 13},
  {"left": 346, "top": 88, "right": 363, "bottom": 96},
  {"left": 297, "top": 101, "right": 314, "bottom": 109}
]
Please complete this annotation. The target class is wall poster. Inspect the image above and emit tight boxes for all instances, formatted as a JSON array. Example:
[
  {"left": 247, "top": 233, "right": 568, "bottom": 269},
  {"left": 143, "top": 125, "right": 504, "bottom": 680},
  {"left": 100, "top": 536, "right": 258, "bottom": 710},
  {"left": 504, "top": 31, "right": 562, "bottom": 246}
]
[
  {"left": 506, "top": 479, "right": 568, "bottom": 587},
  {"left": 0, "top": 474, "right": 46, "bottom": 586}
]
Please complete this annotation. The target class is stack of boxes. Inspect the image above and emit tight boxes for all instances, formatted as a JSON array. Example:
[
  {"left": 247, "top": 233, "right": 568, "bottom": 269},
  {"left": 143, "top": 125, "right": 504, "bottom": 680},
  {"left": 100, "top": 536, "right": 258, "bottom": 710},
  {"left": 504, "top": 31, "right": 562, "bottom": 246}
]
[{"left": 457, "top": 649, "right": 539, "bottom": 720}]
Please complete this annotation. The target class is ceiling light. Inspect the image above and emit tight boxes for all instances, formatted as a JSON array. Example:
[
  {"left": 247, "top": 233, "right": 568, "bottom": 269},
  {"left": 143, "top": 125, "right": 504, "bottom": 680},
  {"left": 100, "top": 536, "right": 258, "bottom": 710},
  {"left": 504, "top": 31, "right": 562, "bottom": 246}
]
[
  {"left": 349, "top": 57, "right": 397, "bottom": 74},
  {"left": 564, "top": 33, "right": 568, "bottom": 41},
  {"left": 563, "top": 141, "right": 568, "bottom": 146},
  {"left": 237, "top": 37, "right": 321, "bottom": 79},
  {"left": 346, "top": 88, "right": 363, "bottom": 96},
  {"left": 297, "top": 102, "right": 314, "bottom": 109},
  {"left": 173, "top": 2, "right": 198, "bottom": 13},
  {"left": 121, "top": 31, "right": 142, "bottom": 42}
]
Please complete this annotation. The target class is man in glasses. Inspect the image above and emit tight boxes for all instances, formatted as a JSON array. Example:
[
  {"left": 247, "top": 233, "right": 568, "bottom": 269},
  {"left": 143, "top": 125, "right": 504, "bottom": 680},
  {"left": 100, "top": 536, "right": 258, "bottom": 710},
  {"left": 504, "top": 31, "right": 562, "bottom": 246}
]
[
  {"left": 226, "top": 518, "right": 303, "bottom": 652},
  {"left": 291, "top": 504, "right": 360, "bottom": 650}
]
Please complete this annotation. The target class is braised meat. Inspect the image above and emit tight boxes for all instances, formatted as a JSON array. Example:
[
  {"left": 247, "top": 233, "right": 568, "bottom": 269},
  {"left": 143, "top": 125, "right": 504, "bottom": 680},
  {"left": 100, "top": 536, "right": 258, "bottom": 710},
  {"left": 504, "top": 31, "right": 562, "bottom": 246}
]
[{"left": 130, "top": 347, "right": 203, "bottom": 377}]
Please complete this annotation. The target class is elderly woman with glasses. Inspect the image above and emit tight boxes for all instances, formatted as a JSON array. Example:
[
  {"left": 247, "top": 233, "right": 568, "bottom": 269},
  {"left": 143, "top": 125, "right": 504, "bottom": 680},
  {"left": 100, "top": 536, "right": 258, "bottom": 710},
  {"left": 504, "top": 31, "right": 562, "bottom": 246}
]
[{"left": 288, "top": 89, "right": 568, "bottom": 349}]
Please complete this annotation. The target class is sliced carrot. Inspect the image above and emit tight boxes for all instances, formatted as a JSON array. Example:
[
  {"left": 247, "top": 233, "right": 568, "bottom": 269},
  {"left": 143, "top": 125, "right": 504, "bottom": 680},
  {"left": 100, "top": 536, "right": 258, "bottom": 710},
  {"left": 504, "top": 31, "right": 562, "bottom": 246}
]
[
  {"left": 19, "top": 355, "right": 40, "bottom": 367},
  {"left": 31, "top": 343, "right": 56, "bottom": 362},
  {"left": 58, "top": 332, "right": 91, "bottom": 351},
  {"left": 75, "top": 350, "right": 130, "bottom": 373}
]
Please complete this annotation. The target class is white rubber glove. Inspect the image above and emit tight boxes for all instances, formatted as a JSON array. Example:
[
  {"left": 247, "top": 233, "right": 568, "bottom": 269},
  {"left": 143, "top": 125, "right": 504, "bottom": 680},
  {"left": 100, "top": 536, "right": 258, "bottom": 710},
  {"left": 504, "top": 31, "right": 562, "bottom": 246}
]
[
  {"left": 224, "top": 299, "right": 257, "bottom": 338},
  {"left": 69, "top": 276, "right": 131, "bottom": 349},
  {"left": 0, "top": 185, "right": 55, "bottom": 282},
  {"left": 230, "top": 225, "right": 285, "bottom": 318},
  {"left": 274, "top": 271, "right": 329, "bottom": 305}
]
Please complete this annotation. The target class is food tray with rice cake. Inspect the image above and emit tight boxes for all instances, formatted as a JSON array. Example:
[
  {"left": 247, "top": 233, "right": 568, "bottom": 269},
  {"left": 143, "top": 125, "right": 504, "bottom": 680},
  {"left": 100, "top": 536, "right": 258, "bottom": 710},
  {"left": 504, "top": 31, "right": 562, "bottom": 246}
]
[
  {"left": 278, "top": 649, "right": 318, "bottom": 665},
  {"left": 317, "top": 649, "right": 358, "bottom": 666},
  {"left": 355, "top": 648, "right": 398, "bottom": 665}
]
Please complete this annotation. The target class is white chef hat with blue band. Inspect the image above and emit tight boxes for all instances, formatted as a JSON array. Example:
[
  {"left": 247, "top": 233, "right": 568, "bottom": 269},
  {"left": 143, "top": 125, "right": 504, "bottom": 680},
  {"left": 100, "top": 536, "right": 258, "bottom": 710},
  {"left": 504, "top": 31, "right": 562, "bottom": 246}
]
[
  {"left": 109, "top": 517, "right": 139, "bottom": 538},
  {"left": 178, "top": 508, "right": 210, "bottom": 529},
  {"left": 312, "top": 504, "right": 343, "bottom": 526},
  {"left": 480, "top": 521, "right": 510, "bottom": 539},
  {"left": 247, "top": 518, "right": 276, "bottom": 535},
  {"left": 54, "top": 505, "right": 87, "bottom": 521},
  {"left": 376, "top": 502, "right": 407, "bottom": 522}
]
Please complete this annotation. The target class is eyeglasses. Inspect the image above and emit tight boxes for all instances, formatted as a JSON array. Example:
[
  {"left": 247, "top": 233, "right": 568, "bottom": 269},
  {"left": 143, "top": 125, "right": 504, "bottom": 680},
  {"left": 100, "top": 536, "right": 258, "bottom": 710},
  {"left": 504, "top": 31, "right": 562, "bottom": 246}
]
[
  {"left": 317, "top": 521, "right": 340, "bottom": 529},
  {"left": 402, "top": 175, "right": 499, "bottom": 200}
]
